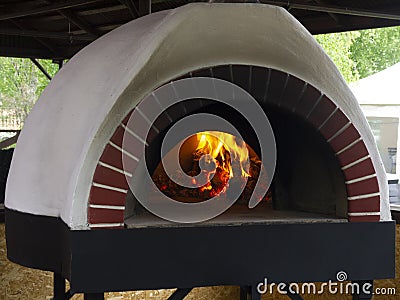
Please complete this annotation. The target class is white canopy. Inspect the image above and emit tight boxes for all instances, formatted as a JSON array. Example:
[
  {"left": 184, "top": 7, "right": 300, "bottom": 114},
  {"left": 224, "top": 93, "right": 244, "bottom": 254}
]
[{"left": 351, "top": 63, "right": 400, "bottom": 105}]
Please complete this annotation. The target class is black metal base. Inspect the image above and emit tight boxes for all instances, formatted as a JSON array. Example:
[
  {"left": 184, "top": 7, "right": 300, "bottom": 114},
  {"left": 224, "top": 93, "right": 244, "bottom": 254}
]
[
  {"left": 391, "top": 210, "right": 400, "bottom": 223},
  {"left": 240, "top": 285, "right": 261, "bottom": 300},
  {"left": 5, "top": 208, "right": 395, "bottom": 298}
]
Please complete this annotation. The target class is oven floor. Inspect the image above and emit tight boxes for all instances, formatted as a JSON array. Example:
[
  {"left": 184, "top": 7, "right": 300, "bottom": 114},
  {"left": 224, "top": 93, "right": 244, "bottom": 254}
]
[{"left": 125, "top": 205, "right": 347, "bottom": 228}]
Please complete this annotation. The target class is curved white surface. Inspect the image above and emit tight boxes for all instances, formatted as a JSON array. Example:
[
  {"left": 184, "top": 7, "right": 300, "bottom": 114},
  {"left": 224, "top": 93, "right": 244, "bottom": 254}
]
[{"left": 5, "top": 3, "right": 390, "bottom": 229}]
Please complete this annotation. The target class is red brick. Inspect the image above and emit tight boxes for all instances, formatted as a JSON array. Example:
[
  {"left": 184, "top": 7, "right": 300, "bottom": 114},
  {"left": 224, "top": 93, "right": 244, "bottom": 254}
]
[
  {"left": 121, "top": 129, "right": 145, "bottom": 162},
  {"left": 100, "top": 144, "right": 123, "bottom": 169},
  {"left": 232, "top": 65, "right": 251, "bottom": 91},
  {"left": 343, "top": 158, "right": 376, "bottom": 181},
  {"left": 192, "top": 67, "right": 212, "bottom": 77},
  {"left": 88, "top": 207, "right": 124, "bottom": 224},
  {"left": 329, "top": 124, "right": 360, "bottom": 153},
  {"left": 319, "top": 110, "right": 349, "bottom": 140},
  {"left": 124, "top": 108, "right": 159, "bottom": 145},
  {"left": 348, "top": 196, "right": 380, "bottom": 213},
  {"left": 89, "top": 186, "right": 127, "bottom": 206},
  {"left": 110, "top": 126, "right": 125, "bottom": 147},
  {"left": 211, "top": 65, "right": 232, "bottom": 82},
  {"left": 122, "top": 110, "right": 133, "bottom": 125},
  {"left": 93, "top": 164, "right": 129, "bottom": 190},
  {"left": 137, "top": 97, "right": 171, "bottom": 133},
  {"left": 99, "top": 144, "right": 138, "bottom": 172},
  {"left": 337, "top": 140, "right": 368, "bottom": 167},
  {"left": 348, "top": 215, "right": 380, "bottom": 222},
  {"left": 181, "top": 98, "right": 204, "bottom": 114},
  {"left": 295, "top": 85, "right": 322, "bottom": 118},
  {"left": 308, "top": 96, "right": 337, "bottom": 128},
  {"left": 346, "top": 177, "right": 379, "bottom": 197},
  {"left": 280, "top": 76, "right": 308, "bottom": 111},
  {"left": 265, "top": 69, "right": 289, "bottom": 104},
  {"left": 164, "top": 101, "right": 187, "bottom": 121},
  {"left": 90, "top": 225, "right": 124, "bottom": 230}
]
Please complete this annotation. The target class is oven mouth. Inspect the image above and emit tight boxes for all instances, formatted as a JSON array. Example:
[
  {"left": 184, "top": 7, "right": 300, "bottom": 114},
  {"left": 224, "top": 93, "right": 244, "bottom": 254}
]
[{"left": 124, "top": 97, "right": 348, "bottom": 228}]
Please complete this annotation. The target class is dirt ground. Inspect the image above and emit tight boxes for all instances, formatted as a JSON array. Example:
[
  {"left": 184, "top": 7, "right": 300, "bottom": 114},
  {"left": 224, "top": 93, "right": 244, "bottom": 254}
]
[{"left": 1, "top": 224, "right": 399, "bottom": 300}]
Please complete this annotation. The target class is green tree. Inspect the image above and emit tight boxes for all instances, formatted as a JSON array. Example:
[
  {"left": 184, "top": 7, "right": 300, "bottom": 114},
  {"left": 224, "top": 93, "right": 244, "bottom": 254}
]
[
  {"left": 315, "top": 31, "right": 360, "bottom": 83},
  {"left": 350, "top": 26, "right": 400, "bottom": 78},
  {"left": 0, "top": 58, "right": 58, "bottom": 128},
  {"left": 315, "top": 26, "right": 400, "bottom": 82}
]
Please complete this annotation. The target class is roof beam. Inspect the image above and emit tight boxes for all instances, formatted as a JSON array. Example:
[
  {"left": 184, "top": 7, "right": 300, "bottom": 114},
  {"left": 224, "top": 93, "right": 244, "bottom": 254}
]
[
  {"left": 0, "top": 0, "right": 100, "bottom": 21},
  {"left": 30, "top": 58, "right": 52, "bottom": 80},
  {"left": 263, "top": 1, "right": 400, "bottom": 21},
  {"left": 118, "top": 0, "right": 140, "bottom": 18},
  {"left": 10, "top": 19, "right": 57, "bottom": 55},
  {"left": 57, "top": 9, "right": 101, "bottom": 37},
  {"left": 313, "top": 0, "right": 341, "bottom": 24},
  {"left": 0, "top": 27, "right": 95, "bottom": 41},
  {"left": 138, "top": 0, "right": 151, "bottom": 16}
]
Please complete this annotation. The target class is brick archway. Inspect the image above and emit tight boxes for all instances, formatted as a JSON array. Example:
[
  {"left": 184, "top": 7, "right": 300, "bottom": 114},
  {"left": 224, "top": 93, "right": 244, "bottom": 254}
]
[{"left": 88, "top": 65, "right": 380, "bottom": 228}]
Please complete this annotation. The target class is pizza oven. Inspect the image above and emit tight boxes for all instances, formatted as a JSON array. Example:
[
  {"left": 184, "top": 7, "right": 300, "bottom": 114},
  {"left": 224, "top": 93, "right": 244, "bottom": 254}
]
[{"left": 5, "top": 3, "right": 395, "bottom": 300}]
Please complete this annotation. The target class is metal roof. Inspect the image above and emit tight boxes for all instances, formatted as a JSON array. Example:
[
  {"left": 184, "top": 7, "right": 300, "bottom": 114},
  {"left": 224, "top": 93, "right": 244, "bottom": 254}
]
[{"left": 1, "top": 0, "right": 400, "bottom": 60}]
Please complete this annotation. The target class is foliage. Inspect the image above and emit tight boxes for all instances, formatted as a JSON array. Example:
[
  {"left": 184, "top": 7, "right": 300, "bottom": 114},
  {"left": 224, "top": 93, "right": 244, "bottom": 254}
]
[
  {"left": 350, "top": 26, "right": 400, "bottom": 79},
  {"left": 315, "top": 31, "right": 360, "bottom": 83},
  {"left": 0, "top": 58, "right": 58, "bottom": 128},
  {"left": 315, "top": 26, "right": 400, "bottom": 82}
]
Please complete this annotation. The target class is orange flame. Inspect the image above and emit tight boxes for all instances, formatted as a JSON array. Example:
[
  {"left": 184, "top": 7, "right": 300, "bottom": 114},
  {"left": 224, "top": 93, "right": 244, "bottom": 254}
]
[{"left": 195, "top": 131, "right": 250, "bottom": 182}]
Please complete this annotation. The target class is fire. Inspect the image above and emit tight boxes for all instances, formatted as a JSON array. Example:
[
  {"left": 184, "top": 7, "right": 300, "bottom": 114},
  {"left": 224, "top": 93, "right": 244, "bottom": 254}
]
[
  {"left": 152, "top": 130, "right": 271, "bottom": 204},
  {"left": 192, "top": 131, "right": 252, "bottom": 197},
  {"left": 195, "top": 131, "right": 250, "bottom": 179}
]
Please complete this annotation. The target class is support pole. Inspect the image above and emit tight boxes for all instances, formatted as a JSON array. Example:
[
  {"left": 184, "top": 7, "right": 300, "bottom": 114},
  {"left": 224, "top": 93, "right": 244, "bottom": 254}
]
[
  {"left": 138, "top": 0, "right": 151, "bottom": 16},
  {"left": 52, "top": 273, "right": 65, "bottom": 300},
  {"left": 30, "top": 58, "right": 52, "bottom": 80},
  {"left": 240, "top": 286, "right": 261, "bottom": 300},
  {"left": 84, "top": 293, "right": 104, "bottom": 300},
  {"left": 168, "top": 288, "right": 192, "bottom": 300}
]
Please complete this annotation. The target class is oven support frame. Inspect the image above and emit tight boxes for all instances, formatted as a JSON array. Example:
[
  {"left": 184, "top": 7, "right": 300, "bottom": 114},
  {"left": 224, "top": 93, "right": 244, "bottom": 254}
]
[
  {"left": 6, "top": 209, "right": 394, "bottom": 300},
  {"left": 51, "top": 279, "right": 374, "bottom": 299}
]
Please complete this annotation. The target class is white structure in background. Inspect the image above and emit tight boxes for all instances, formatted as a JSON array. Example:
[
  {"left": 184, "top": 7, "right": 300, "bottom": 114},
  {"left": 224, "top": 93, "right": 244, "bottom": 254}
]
[{"left": 351, "top": 63, "right": 400, "bottom": 176}]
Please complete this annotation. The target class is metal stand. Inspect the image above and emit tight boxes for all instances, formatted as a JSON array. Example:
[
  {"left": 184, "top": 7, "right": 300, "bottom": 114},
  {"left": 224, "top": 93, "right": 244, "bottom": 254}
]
[
  {"left": 53, "top": 273, "right": 65, "bottom": 300},
  {"left": 287, "top": 293, "right": 304, "bottom": 300},
  {"left": 167, "top": 288, "right": 192, "bottom": 300},
  {"left": 240, "top": 285, "right": 261, "bottom": 300},
  {"left": 52, "top": 273, "right": 74, "bottom": 300},
  {"left": 51, "top": 275, "right": 375, "bottom": 300}
]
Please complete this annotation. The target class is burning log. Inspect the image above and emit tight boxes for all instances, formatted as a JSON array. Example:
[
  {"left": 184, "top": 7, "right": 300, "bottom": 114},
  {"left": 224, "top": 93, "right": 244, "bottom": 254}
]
[{"left": 152, "top": 132, "right": 271, "bottom": 204}]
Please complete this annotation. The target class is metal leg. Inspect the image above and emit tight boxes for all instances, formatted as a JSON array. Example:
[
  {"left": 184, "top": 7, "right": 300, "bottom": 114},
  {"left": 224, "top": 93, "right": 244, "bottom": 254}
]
[
  {"left": 352, "top": 281, "right": 373, "bottom": 300},
  {"left": 251, "top": 285, "right": 261, "bottom": 300},
  {"left": 287, "top": 293, "right": 304, "bottom": 300},
  {"left": 53, "top": 273, "right": 65, "bottom": 300},
  {"left": 240, "top": 285, "right": 261, "bottom": 300},
  {"left": 240, "top": 286, "right": 250, "bottom": 300},
  {"left": 168, "top": 288, "right": 192, "bottom": 300},
  {"left": 282, "top": 283, "right": 304, "bottom": 300},
  {"left": 84, "top": 293, "right": 104, "bottom": 300}
]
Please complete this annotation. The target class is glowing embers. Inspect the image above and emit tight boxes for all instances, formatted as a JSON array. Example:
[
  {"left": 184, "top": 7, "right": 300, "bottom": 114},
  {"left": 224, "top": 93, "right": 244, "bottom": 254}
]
[{"left": 152, "top": 131, "right": 271, "bottom": 204}]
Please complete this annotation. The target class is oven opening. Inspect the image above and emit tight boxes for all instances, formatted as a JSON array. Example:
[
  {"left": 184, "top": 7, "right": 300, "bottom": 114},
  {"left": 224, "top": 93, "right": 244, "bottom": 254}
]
[{"left": 124, "top": 101, "right": 348, "bottom": 228}]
